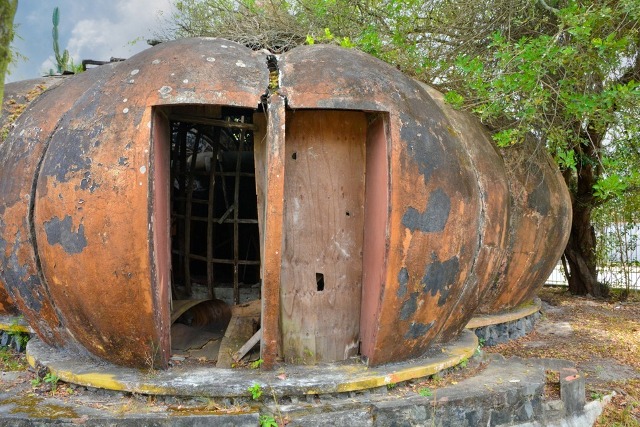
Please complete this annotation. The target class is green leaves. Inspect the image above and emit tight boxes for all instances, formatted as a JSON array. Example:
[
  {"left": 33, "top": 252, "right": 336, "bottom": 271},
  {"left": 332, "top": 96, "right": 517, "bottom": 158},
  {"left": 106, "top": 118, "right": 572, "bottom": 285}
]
[
  {"left": 358, "top": 26, "right": 382, "bottom": 55},
  {"left": 248, "top": 383, "right": 263, "bottom": 400},
  {"left": 0, "top": 0, "right": 18, "bottom": 104},
  {"left": 443, "top": 91, "right": 464, "bottom": 109},
  {"left": 259, "top": 415, "right": 278, "bottom": 427},
  {"left": 419, "top": 387, "right": 433, "bottom": 397},
  {"left": 593, "top": 174, "right": 628, "bottom": 200},
  {"left": 556, "top": 149, "right": 577, "bottom": 172},
  {"left": 492, "top": 129, "right": 522, "bottom": 148},
  {"left": 304, "top": 27, "right": 354, "bottom": 49}
]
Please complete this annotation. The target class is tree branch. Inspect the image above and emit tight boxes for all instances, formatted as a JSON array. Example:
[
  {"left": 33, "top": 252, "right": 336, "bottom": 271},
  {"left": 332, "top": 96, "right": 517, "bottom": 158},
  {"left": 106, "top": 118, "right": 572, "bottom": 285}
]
[{"left": 537, "top": 0, "right": 559, "bottom": 15}]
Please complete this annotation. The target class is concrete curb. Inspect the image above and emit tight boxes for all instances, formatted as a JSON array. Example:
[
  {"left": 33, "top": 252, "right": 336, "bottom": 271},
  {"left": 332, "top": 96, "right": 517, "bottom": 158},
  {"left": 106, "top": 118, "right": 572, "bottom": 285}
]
[
  {"left": 26, "top": 330, "right": 478, "bottom": 398},
  {"left": 0, "top": 412, "right": 260, "bottom": 427},
  {"left": 261, "top": 356, "right": 595, "bottom": 426},
  {"left": 467, "top": 299, "right": 542, "bottom": 346},
  {"left": 0, "top": 315, "right": 31, "bottom": 334},
  {"left": 466, "top": 298, "right": 542, "bottom": 329}
]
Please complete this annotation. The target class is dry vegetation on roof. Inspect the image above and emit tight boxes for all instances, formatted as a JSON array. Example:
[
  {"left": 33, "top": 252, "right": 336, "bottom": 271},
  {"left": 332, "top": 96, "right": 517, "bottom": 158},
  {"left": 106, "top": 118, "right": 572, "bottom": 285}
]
[{"left": 0, "top": 84, "right": 47, "bottom": 142}]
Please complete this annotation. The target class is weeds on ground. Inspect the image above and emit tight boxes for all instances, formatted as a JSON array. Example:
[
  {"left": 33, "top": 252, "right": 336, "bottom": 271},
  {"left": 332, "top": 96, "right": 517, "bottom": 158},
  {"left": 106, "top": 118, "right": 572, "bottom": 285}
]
[
  {"left": 248, "top": 383, "right": 263, "bottom": 400},
  {"left": 259, "top": 414, "right": 278, "bottom": 427},
  {"left": 0, "top": 347, "right": 27, "bottom": 371}
]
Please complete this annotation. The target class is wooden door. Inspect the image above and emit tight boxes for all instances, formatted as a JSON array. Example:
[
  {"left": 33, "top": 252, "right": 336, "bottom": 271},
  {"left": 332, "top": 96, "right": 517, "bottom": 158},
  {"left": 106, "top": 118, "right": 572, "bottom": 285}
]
[{"left": 281, "top": 110, "right": 367, "bottom": 363}]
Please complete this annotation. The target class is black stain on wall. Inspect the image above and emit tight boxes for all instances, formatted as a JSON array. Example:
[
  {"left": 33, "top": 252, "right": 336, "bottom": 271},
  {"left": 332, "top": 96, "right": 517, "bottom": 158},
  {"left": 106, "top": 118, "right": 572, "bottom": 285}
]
[
  {"left": 525, "top": 163, "right": 550, "bottom": 216},
  {"left": 78, "top": 171, "right": 100, "bottom": 193},
  {"left": 401, "top": 115, "right": 445, "bottom": 184},
  {"left": 41, "top": 129, "right": 92, "bottom": 183},
  {"left": 43, "top": 215, "right": 88, "bottom": 254},
  {"left": 402, "top": 188, "right": 451, "bottom": 233},
  {"left": 399, "top": 292, "right": 419, "bottom": 321},
  {"left": 404, "top": 321, "right": 434, "bottom": 340},
  {"left": 422, "top": 255, "right": 460, "bottom": 306},
  {"left": 0, "top": 229, "right": 43, "bottom": 312},
  {"left": 404, "top": 136, "right": 438, "bottom": 182}
]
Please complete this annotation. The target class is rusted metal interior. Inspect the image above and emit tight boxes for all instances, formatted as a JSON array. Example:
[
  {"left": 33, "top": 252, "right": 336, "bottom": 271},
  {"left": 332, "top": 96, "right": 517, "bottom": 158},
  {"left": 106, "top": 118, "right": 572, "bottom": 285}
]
[
  {"left": 166, "top": 105, "right": 260, "bottom": 304},
  {"left": 0, "top": 38, "right": 572, "bottom": 370}
]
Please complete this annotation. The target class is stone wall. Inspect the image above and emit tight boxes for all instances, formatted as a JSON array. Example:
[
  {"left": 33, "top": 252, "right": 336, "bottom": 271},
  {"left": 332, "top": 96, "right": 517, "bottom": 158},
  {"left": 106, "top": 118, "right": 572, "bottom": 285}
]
[{"left": 473, "top": 311, "right": 541, "bottom": 347}]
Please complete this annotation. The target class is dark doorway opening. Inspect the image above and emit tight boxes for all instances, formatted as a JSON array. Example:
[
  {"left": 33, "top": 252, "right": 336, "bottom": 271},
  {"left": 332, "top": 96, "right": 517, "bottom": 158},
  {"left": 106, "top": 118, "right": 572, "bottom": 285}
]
[
  {"left": 169, "top": 105, "right": 261, "bottom": 303},
  {"left": 164, "top": 104, "right": 262, "bottom": 366}
]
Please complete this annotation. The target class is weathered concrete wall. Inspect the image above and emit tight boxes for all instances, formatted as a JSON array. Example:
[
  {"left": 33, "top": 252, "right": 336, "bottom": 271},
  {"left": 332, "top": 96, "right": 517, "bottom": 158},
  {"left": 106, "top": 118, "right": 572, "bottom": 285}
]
[
  {"left": 0, "top": 39, "right": 269, "bottom": 367},
  {"left": 480, "top": 138, "right": 572, "bottom": 312},
  {"left": 279, "top": 45, "right": 512, "bottom": 365},
  {"left": 0, "top": 72, "right": 100, "bottom": 347},
  {"left": 0, "top": 77, "right": 66, "bottom": 317},
  {"left": 422, "top": 84, "right": 572, "bottom": 315}
]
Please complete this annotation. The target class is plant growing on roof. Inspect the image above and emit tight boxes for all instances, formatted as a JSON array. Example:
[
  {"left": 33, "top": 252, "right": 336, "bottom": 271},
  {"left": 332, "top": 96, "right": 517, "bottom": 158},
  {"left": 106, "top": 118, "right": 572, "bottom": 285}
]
[{"left": 52, "top": 7, "right": 70, "bottom": 74}]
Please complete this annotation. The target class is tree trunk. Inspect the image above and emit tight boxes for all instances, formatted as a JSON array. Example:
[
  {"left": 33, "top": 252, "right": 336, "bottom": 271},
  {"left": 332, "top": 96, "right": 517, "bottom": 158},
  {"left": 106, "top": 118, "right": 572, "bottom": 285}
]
[
  {"left": 563, "top": 205, "right": 600, "bottom": 296},
  {"left": 562, "top": 133, "right": 602, "bottom": 297},
  {"left": 0, "top": 0, "right": 19, "bottom": 105}
]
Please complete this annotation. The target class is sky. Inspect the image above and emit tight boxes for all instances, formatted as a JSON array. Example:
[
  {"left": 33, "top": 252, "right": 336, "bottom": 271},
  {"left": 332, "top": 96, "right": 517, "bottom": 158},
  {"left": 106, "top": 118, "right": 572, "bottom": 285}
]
[{"left": 7, "top": 0, "right": 175, "bottom": 83}]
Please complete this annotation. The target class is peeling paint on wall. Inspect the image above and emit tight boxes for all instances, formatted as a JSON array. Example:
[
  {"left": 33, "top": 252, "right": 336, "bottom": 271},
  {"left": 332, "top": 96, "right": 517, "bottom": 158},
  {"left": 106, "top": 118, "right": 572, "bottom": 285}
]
[
  {"left": 402, "top": 188, "right": 451, "bottom": 233},
  {"left": 43, "top": 216, "right": 87, "bottom": 254}
]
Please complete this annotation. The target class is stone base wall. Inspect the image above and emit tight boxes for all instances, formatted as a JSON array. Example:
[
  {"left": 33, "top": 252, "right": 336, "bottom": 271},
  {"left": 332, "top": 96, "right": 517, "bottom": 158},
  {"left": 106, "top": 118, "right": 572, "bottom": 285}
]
[
  {"left": 473, "top": 310, "right": 541, "bottom": 346},
  {"left": 270, "top": 356, "right": 595, "bottom": 427},
  {"left": 0, "top": 329, "right": 29, "bottom": 352},
  {"left": 0, "top": 315, "right": 31, "bottom": 352}
]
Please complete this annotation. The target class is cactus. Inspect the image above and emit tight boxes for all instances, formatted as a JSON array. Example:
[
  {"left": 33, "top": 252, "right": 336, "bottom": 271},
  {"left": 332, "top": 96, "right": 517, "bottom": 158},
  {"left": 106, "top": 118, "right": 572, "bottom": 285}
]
[{"left": 52, "top": 7, "right": 69, "bottom": 73}]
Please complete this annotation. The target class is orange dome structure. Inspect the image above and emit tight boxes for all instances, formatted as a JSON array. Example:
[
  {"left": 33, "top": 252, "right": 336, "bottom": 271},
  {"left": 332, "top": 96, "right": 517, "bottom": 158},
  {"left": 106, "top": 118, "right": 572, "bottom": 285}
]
[{"left": 0, "top": 38, "right": 570, "bottom": 369}]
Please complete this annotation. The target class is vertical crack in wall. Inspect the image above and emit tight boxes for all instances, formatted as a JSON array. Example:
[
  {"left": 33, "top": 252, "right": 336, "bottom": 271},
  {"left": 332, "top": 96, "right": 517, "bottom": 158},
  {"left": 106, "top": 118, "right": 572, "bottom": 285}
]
[
  {"left": 267, "top": 55, "right": 279, "bottom": 93},
  {"left": 29, "top": 118, "right": 67, "bottom": 340},
  {"left": 262, "top": 54, "right": 282, "bottom": 107}
]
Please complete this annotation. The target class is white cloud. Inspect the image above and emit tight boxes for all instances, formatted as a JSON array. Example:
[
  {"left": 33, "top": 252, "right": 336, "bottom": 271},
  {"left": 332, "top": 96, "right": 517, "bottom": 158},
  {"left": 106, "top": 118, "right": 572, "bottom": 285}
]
[
  {"left": 40, "top": 57, "right": 56, "bottom": 76},
  {"left": 44, "top": 0, "right": 173, "bottom": 74},
  {"left": 9, "top": 0, "right": 176, "bottom": 82}
]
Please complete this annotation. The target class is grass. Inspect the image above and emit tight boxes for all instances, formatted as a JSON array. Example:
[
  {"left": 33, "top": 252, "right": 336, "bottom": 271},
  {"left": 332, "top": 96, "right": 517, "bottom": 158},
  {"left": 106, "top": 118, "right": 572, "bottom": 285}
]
[{"left": 0, "top": 347, "right": 28, "bottom": 371}]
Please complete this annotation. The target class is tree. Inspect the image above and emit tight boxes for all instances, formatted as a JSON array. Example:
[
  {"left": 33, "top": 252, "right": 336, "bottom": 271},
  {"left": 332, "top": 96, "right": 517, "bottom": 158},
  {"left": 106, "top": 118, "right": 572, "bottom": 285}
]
[
  {"left": 166, "top": 0, "right": 640, "bottom": 297},
  {"left": 441, "top": 1, "right": 640, "bottom": 297},
  {"left": 0, "top": 0, "right": 18, "bottom": 105}
]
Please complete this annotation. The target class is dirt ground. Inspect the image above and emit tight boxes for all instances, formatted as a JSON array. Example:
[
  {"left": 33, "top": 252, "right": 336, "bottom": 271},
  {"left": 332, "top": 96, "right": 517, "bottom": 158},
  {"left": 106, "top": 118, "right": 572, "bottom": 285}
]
[{"left": 484, "top": 287, "right": 640, "bottom": 426}]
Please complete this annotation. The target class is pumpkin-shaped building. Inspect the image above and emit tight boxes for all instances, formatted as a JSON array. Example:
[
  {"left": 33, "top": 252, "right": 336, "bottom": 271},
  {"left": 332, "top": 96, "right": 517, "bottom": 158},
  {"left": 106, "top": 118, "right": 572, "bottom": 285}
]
[{"left": 0, "top": 38, "right": 571, "bottom": 369}]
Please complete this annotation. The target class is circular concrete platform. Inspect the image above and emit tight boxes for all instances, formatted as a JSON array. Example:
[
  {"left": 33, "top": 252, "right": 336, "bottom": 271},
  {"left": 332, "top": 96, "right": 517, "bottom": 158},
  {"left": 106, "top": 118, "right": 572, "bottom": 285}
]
[
  {"left": 466, "top": 298, "right": 542, "bottom": 330},
  {"left": 466, "top": 298, "right": 541, "bottom": 346},
  {"left": 26, "top": 330, "right": 478, "bottom": 398},
  {"left": 0, "top": 315, "right": 31, "bottom": 334},
  {"left": 3, "top": 352, "right": 606, "bottom": 426}
]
